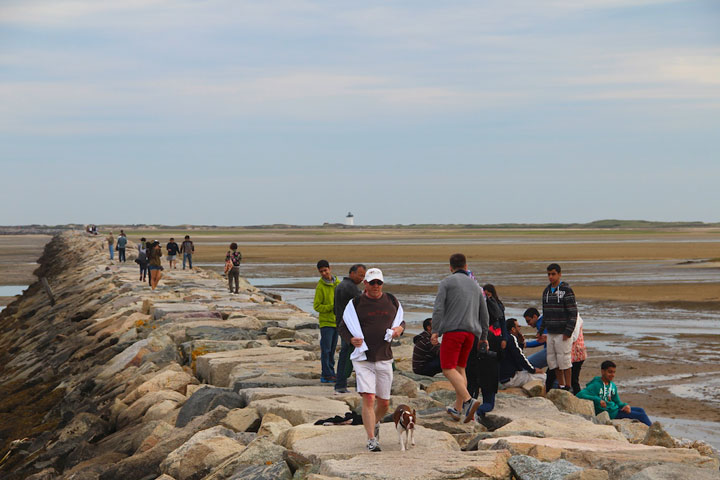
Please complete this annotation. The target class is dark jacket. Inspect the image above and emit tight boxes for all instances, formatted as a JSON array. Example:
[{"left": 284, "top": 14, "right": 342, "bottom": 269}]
[
  {"left": 499, "top": 333, "right": 536, "bottom": 383},
  {"left": 486, "top": 296, "right": 508, "bottom": 341},
  {"left": 334, "top": 277, "right": 362, "bottom": 321},
  {"left": 412, "top": 330, "right": 440, "bottom": 374},
  {"left": 542, "top": 281, "right": 577, "bottom": 336}
]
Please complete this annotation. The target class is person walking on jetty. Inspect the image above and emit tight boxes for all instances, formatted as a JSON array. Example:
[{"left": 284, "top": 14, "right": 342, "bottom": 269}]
[
  {"left": 226, "top": 243, "right": 242, "bottom": 294},
  {"left": 180, "top": 235, "right": 194, "bottom": 270},
  {"left": 136, "top": 237, "right": 148, "bottom": 282},
  {"left": 542, "top": 263, "right": 578, "bottom": 392},
  {"left": 166, "top": 237, "right": 180, "bottom": 269},
  {"left": 339, "top": 267, "right": 405, "bottom": 452},
  {"left": 148, "top": 240, "right": 163, "bottom": 290},
  {"left": 577, "top": 360, "right": 652, "bottom": 426},
  {"left": 314, "top": 260, "right": 341, "bottom": 383},
  {"left": 106, "top": 231, "right": 115, "bottom": 260},
  {"left": 431, "top": 253, "right": 489, "bottom": 423},
  {"left": 333, "top": 264, "right": 366, "bottom": 394},
  {"left": 117, "top": 230, "right": 127, "bottom": 263}
]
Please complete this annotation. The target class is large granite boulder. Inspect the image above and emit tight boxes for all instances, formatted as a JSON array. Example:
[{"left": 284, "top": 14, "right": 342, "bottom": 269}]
[
  {"left": 159, "top": 426, "right": 248, "bottom": 480},
  {"left": 509, "top": 454, "right": 582, "bottom": 479},
  {"left": 175, "top": 386, "right": 244, "bottom": 428},
  {"left": 546, "top": 389, "right": 595, "bottom": 417},
  {"left": 249, "top": 395, "right": 350, "bottom": 426}
]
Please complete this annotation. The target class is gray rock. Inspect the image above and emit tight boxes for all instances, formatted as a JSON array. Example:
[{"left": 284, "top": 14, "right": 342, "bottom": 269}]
[
  {"left": 266, "top": 327, "right": 296, "bottom": 340},
  {"left": 391, "top": 374, "right": 419, "bottom": 398},
  {"left": 546, "top": 389, "right": 595, "bottom": 417},
  {"left": 229, "top": 462, "right": 293, "bottom": 480},
  {"left": 508, "top": 454, "right": 583, "bottom": 479},
  {"left": 175, "top": 386, "right": 244, "bottom": 428},
  {"left": 428, "top": 389, "right": 456, "bottom": 405},
  {"left": 595, "top": 411, "right": 612, "bottom": 425},
  {"left": 642, "top": 422, "right": 675, "bottom": 448}
]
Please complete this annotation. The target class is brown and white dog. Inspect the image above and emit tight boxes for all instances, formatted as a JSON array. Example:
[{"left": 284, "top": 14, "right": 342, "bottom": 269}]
[{"left": 392, "top": 404, "right": 416, "bottom": 451}]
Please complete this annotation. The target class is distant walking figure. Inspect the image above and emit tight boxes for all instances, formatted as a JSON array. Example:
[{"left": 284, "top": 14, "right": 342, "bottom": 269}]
[
  {"left": 166, "top": 238, "right": 180, "bottom": 269},
  {"left": 136, "top": 237, "right": 148, "bottom": 282},
  {"left": 180, "top": 235, "right": 194, "bottom": 270},
  {"left": 107, "top": 232, "right": 115, "bottom": 260},
  {"left": 148, "top": 240, "right": 163, "bottom": 290},
  {"left": 117, "top": 230, "right": 127, "bottom": 263},
  {"left": 226, "top": 243, "right": 242, "bottom": 294}
]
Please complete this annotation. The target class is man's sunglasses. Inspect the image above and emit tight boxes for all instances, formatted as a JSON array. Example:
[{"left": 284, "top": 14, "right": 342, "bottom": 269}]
[{"left": 368, "top": 280, "right": 383, "bottom": 286}]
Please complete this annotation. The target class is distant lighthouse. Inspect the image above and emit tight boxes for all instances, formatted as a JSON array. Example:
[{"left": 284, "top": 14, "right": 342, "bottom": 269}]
[{"left": 345, "top": 212, "right": 354, "bottom": 226}]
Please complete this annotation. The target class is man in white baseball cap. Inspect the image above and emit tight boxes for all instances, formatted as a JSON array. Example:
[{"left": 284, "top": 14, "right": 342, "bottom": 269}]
[{"left": 338, "top": 268, "right": 404, "bottom": 452}]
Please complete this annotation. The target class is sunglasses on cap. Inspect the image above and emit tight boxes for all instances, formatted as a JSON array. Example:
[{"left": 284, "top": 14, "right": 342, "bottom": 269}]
[{"left": 368, "top": 280, "right": 383, "bottom": 286}]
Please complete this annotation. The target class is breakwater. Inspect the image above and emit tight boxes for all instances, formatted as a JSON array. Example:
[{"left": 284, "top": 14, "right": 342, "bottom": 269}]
[{"left": 0, "top": 232, "right": 718, "bottom": 480}]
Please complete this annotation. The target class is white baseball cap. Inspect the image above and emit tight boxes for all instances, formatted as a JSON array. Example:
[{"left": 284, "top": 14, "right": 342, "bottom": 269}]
[{"left": 364, "top": 268, "right": 384, "bottom": 283}]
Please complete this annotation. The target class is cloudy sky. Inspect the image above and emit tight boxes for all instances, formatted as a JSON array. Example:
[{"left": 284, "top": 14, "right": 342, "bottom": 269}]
[{"left": 1, "top": 0, "right": 718, "bottom": 225}]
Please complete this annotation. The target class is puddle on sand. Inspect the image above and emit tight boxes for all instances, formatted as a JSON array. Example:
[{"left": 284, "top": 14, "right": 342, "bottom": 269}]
[{"left": 0, "top": 285, "right": 26, "bottom": 296}]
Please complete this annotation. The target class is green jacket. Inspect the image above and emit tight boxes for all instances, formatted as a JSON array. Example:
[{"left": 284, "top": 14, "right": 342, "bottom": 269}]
[
  {"left": 577, "top": 376, "right": 628, "bottom": 419},
  {"left": 314, "top": 276, "right": 341, "bottom": 328}
]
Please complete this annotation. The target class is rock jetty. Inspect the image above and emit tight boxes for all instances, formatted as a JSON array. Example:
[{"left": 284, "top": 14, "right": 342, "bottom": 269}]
[{"left": 0, "top": 232, "right": 718, "bottom": 479}]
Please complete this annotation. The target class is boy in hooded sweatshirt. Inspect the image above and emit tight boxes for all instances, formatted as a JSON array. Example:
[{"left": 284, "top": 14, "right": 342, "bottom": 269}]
[
  {"left": 314, "top": 259, "right": 342, "bottom": 383},
  {"left": 577, "top": 360, "right": 652, "bottom": 426}
]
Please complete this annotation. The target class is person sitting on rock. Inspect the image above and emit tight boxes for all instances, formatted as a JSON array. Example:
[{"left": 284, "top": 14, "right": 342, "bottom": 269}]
[
  {"left": 498, "top": 318, "right": 546, "bottom": 389},
  {"left": 412, "top": 318, "right": 442, "bottom": 377},
  {"left": 577, "top": 360, "right": 652, "bottom": 426}
]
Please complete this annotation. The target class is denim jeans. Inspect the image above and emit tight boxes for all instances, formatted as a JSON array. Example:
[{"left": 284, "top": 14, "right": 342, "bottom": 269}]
[
  {"left": 334, "top": 337, "right": 354, "bottom": 390},
  {"left": 527, "top": 348, "right": 548, "bottom": 369},
  {"left": 320, "top": 326, "right": 338, "bottom": 379},
  {"left": 109, "top": 244, "right": 114, "bottom": 260},
  {"left": 183, "top": 253, "right": 193, "bottom": 269},
  {"left": 615, "top": 406, "right": 652, "bottom": 426},
  {"left": 118, "top": 248, "right": 126, "bottom": 262}
]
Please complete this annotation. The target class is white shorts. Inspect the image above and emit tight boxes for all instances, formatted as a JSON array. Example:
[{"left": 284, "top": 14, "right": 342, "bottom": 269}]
[
  {"left": 352, "top": 359, "right": 393, "bottom": 399},
  {"left": 546, "top": 333, "right": 572, "bottom": 370},
  {"left": 500, "top": 371, "right": 547, "bottom": 389}
]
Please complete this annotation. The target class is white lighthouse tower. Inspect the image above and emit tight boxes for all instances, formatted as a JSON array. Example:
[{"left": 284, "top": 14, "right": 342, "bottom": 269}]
[{"left": 345, "top": 212, "right": 355, "bottom": 226}]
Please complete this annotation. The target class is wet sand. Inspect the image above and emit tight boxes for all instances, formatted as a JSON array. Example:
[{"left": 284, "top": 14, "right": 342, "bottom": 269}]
[{"left": 2, "top": 228, "right": 720, "bottom": 439}]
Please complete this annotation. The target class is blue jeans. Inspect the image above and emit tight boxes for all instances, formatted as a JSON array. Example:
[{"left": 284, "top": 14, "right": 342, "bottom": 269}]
[
  {"left": 477, "top": 387, "right": 496, "bottom": 414},
  {"left": 528, "top": 348, "right": 548, "bottom": 369},
  {"left": 320, "top": 326, "right": 338, "bottom": 379},
  {"left": 118, "top": 247, "right": 126, "bottom": 262},
  {"left": 183, "top": 253, "right": 193, "bottom": 269},
  {"left": 109, "top": 244, "right": 114, "bottom": 260},
  {"left": 615, "top": 406, "right": 652, "bottom": 426},
  {"left": 335, "top": 337, "right": 354, "bottom": 390},
  {"left": 413, "top": 356, "right": 442, "bottom": 377}
]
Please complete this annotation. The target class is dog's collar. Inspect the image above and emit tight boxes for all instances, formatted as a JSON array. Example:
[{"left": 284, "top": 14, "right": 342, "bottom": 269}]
[{"left": 399, "top": 412, "right": 414, "bottom": 429}]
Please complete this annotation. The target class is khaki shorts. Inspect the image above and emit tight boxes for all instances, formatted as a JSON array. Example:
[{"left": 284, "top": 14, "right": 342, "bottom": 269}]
[
  {"left": 546, "top": 334, "right": 572, "bottom": 370},
  {"left": 352, "top": 359, "right": 393, "bottom": 399}
]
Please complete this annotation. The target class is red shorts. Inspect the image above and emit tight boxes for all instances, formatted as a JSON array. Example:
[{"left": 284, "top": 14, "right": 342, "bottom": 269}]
[{"left": 439, "top": 331, "right": 475, "bottom": 370}]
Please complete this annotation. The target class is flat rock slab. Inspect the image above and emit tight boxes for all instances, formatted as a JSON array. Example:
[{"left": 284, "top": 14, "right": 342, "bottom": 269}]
[
  {"left": 281, "top": 424, "right": 460, "bottom": 460},
  {"left": 249, "top": 395, "right": 350, "bottom": 426},
  {"left": 480, "top": 435, "right": 719, "bottom": 472},
  {"left": 196, "top": 347, "right": 316, "bottom": 387},
  {"left": 319, "top": 449, "right": 511, "bottom": 479},
  {"left": 238, "top": 386, "right": 342, "bottom": 403},
  {"left": 152, "top": 303, "right": 212, "bottom": 319}
]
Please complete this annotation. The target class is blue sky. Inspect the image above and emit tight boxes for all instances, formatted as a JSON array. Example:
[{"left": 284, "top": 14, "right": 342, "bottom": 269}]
[{"left": 1, "top": 0, "right": 719, "bottom": 225}]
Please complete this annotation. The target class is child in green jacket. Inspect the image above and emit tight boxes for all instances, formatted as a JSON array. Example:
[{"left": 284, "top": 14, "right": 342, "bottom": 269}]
[{"left": 577, "top": 360, "right": 651, "bottom": 426}]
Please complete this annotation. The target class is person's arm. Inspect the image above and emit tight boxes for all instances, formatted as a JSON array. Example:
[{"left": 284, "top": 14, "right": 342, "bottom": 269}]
[
  {"left": 612, "top": 385, "right": 628, "bottom": 410},
  {"left": 180, "top": 243, "right": 185, "bottom": 253},
  {"left": 478, "top": 293, "right": 489, "bottom": 341},
  {"left": 525, "top": 337, "right": 545, "bottom": 348},
  {"left": 576, "top": 384, "right": 605, "bottom": 411},
  {"left": 337, "top": 301, "right": 354, "bottom": 344},
  {"left": 563, "top": 286, "right": 578, "bottom": 338},
  {"left": 191, "top": 241, "right": 195, "bottom": 253},
  {"left": 509, "top": 335, "right": 536, "bottom": 373},
  {"left": 313, "top": 286, "right": 334, "bottom": 314},
  {"left": 431, "top": 282, "right": 447, "bottom": 334}
]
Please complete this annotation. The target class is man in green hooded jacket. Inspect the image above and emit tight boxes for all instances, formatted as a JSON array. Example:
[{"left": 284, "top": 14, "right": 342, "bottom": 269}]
[
  {"left": 577, "top": 360, "right": 651, "bottom": 426},
  {"left": 314, "top": 259, "right": 341, "bottom": 383}
]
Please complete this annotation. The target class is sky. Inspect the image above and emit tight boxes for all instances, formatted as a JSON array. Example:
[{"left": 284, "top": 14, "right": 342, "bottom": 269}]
[{"left": 1, "top": 0, "right": 719, "bottom": 226}]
